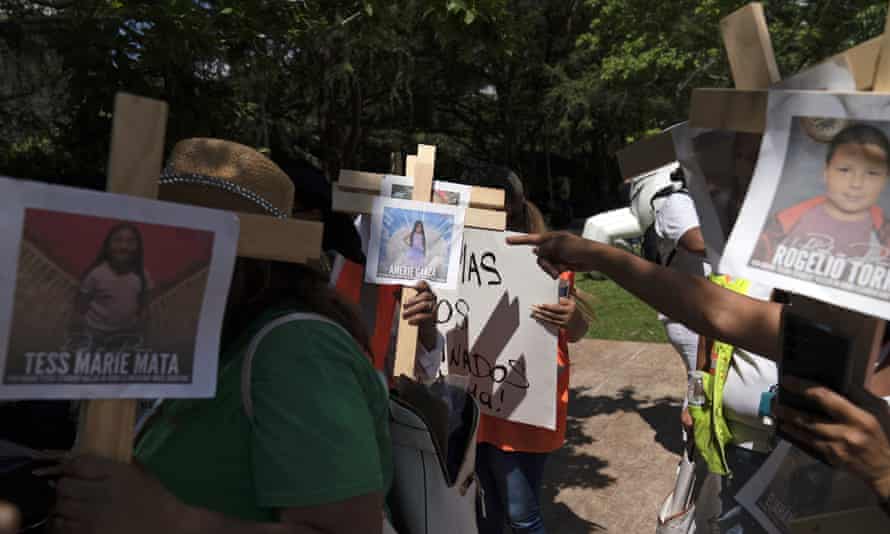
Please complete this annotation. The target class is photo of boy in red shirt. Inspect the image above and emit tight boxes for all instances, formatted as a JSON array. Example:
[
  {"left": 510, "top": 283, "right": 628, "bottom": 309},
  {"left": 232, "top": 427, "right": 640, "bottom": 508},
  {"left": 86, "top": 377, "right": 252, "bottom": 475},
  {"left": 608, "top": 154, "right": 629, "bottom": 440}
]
[{"left": 753, "top": 123, "right": 890, "bottom": 264}]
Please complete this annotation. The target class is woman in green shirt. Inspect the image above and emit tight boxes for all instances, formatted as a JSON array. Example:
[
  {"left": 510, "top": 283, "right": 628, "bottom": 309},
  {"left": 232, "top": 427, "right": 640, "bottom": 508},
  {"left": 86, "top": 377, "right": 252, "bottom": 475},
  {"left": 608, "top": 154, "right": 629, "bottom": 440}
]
[{"left": 46, "top": 139, "right": 428, "bottom": 534}]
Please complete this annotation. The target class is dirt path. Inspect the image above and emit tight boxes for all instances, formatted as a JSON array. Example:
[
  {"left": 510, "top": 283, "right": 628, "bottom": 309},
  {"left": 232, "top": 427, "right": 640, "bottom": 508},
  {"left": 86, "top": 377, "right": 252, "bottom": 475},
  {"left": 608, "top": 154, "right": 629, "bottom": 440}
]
[{"left": 542, "top": 339, "right": 687, "bottom": 533}]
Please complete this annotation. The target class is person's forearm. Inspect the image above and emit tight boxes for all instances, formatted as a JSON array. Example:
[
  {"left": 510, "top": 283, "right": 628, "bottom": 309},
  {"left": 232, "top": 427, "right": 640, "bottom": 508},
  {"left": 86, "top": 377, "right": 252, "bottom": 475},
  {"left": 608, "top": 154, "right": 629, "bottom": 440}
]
[{"left": 581, "top": 241, "right": 782, "bottom": 359}]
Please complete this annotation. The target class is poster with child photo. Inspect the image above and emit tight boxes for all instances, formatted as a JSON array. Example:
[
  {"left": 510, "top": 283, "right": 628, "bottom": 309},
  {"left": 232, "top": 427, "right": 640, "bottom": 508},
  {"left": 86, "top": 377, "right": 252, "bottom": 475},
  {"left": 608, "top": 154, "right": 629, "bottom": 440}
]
[
  {"left": 365, "top": 197, "right": 465, "bottom": 289},
  {"left": 721, "top": 92, "right": 890, "bottom": 320},
  {"left": 0, "top": 177, "right": 238, "bottom": 399}
]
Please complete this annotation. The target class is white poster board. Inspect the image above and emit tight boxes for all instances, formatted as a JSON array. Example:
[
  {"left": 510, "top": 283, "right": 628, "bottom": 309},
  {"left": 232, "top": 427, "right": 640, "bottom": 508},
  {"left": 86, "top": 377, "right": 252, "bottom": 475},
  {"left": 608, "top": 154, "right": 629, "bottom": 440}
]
[
  {"left": 0, "top": 177, "right": 238, "bottom": 399},
  {"left": 773, "top": 57, "right": 855, "bottom": 92},
  {"left": 436, "top": 228, "right": 559, "bottom": 429},
  {"left": 721, "top": 92, "right": 890, "bottom": 320}
]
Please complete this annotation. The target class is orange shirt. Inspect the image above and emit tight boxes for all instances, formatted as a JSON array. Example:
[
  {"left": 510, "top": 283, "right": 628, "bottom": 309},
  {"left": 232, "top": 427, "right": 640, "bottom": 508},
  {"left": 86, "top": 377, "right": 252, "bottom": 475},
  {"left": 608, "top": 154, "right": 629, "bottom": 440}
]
[
  {"left": 333, "top": 258, "right": 398, "bottom": 372},
  {"left": 476, "top": 272, "right": 573, "bottom": 453}
]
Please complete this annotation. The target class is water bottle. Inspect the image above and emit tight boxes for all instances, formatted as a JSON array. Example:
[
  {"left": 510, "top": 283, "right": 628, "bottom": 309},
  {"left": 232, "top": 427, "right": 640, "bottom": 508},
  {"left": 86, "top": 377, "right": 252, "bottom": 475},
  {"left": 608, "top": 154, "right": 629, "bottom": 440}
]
[{"left": 687, "top": 370, "right": 706, "bottom": 407}]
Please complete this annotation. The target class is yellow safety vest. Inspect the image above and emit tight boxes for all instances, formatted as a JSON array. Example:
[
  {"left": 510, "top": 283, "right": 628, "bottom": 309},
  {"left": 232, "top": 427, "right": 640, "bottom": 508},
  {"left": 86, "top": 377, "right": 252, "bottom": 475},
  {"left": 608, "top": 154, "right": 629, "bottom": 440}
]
[{"left": 689, "top": 274, "right": 751, "bottom": 476}]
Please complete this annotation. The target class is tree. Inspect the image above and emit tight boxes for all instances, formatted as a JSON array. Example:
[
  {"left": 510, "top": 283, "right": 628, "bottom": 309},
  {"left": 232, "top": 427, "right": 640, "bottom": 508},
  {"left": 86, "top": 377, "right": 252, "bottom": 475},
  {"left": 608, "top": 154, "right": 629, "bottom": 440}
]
[{"left": 2, "top": 0, "right": 888, "bottom": 219}]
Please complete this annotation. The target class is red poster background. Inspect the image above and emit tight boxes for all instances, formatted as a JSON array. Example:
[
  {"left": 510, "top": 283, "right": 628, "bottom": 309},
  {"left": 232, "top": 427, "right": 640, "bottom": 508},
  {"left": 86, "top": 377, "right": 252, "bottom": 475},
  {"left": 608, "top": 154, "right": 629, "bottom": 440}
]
[{"left": 23, "top": 208, "right": 213, "bottom": 288}]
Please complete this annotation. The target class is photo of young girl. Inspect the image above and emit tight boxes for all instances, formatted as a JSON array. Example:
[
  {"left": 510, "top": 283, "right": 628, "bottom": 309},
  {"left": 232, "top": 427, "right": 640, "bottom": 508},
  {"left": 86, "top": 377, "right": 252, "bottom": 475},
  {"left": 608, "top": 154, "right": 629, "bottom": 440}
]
[
  {"left": 2, "top": 205, "right": 220, "bottom": 389},
  {"left": 365, "top": 197, "right": 465, "bottom": 289},
  {"left": 74, "top": 223, "right": 154, "bottom": 349},
  {"left": 404, "top": 221, "right": 427, "bottom": 269}
]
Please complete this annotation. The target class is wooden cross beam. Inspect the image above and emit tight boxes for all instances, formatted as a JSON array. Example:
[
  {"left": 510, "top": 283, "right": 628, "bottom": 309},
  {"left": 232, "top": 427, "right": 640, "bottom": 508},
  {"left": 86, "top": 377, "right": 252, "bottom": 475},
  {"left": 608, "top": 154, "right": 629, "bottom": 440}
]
[
  {"left": 720, "top": 2, "right": 781, "bottom": 90},
  {"left": 690, "top": 28, "right": 888, "bottom": 132},
  {"left": 333, "top": 144, "right": 507, "bottom": 378},
  {"left": 615, "top": 131, "right": 677, "bottom": 181},
  {"left": 78, "top": 93, "right": 169, "bottom": 462},
  {"left": 392, "top": 145, "right": 436, "bottom": 377},
  {"left": 334, "top": 170, "right": 507, "bottom": 228},
  {"left": 78, "top": 93, "right": 324, "bottom": 461}
]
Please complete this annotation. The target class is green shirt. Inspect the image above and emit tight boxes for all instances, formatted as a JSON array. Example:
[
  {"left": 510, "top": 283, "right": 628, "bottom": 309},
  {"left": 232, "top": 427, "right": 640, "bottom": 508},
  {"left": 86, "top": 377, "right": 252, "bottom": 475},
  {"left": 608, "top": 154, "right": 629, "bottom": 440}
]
[{"left": 135, "top": 308, "right": 392, "bottom": 522}]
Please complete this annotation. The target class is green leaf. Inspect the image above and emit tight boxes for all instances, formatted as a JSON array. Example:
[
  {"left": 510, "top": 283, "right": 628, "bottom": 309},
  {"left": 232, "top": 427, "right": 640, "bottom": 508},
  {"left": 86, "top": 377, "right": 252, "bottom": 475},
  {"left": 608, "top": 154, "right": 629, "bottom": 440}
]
[
  {"left": 447, "top": 0, "right": 467, "bottom": 14},
  {"left": 220, "top": 7, "right": 233, "bottom": 15}
]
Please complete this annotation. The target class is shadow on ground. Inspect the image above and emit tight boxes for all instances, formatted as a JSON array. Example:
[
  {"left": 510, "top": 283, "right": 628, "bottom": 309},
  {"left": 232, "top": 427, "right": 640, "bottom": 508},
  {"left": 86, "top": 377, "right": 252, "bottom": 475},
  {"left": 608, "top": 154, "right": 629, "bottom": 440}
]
[
  {"left": 571, "top": 385, "right": 684, "bottom": 456},
  {"left": 540, "top": 385, "right": 684, "bottom": 532}
]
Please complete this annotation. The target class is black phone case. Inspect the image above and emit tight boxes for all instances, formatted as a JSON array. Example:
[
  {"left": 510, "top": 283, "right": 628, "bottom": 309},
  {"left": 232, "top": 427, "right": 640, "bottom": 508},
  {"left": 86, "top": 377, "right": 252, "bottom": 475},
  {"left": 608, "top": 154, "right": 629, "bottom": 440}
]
[{"left": 777, "top": 308, "right": 853, "bottom": 464}]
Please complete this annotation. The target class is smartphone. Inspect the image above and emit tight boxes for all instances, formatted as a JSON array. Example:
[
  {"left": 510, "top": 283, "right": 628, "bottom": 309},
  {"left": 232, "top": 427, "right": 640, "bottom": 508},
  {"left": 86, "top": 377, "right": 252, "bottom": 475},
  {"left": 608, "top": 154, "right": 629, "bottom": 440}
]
[
  {"left": 558, "top": 279, "right": 570, "bottom": 299},
  {"left": 777, "top": 308, "right": 852, "bottom": 461},
  {"left": 780, "top": 310, "right": 852, "bottom": 407}
]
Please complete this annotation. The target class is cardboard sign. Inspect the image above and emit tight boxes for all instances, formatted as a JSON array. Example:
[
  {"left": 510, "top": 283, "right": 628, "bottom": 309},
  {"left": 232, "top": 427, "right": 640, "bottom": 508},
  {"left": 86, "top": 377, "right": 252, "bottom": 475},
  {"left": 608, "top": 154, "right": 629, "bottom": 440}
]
[
  {"left": 721, "top": 92, "right": 890, "bottom": 320},
  {"left": 365, "top": 197, "right": 465, "bottom": 289},
  {"left": 436, "top": 228, "right": 559, "bottom": 429},
  {"left": 0, "top": 177, "right": 238, "bottom": 399}
]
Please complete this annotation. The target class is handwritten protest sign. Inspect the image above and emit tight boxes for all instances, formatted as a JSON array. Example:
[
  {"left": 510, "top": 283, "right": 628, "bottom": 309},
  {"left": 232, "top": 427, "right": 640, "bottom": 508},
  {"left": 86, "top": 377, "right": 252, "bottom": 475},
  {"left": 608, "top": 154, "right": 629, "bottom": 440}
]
[
  {"left": 436, "top": 228, "right": 559, "bottom": 429},
  {"left": 0, "top": 176, "right": 238, "bottom": 399},
  {"left": 721, "top": 92, "right": 890, "bottom": 321}
]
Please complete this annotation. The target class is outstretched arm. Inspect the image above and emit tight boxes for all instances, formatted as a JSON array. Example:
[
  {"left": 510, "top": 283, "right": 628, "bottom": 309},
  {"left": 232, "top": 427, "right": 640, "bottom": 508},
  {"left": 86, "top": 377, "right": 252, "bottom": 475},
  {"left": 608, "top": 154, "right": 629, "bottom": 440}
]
[{"left": 507, "top": 232, "right": 783, "bottom": 360}]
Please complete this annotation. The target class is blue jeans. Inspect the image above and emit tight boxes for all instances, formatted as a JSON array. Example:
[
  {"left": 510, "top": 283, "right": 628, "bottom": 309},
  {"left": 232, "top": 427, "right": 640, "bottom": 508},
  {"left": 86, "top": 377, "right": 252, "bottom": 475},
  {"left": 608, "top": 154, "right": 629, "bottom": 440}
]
[{"left": 475, "top": 443, "right": 549, "bottom": 534}]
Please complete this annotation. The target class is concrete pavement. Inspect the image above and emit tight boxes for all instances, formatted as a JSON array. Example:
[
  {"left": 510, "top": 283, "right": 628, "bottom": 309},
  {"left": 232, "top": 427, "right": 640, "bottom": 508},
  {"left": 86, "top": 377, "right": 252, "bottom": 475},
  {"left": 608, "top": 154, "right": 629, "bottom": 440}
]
[{"left": 542, "top": 339, "right": 688, "bottom": 533}]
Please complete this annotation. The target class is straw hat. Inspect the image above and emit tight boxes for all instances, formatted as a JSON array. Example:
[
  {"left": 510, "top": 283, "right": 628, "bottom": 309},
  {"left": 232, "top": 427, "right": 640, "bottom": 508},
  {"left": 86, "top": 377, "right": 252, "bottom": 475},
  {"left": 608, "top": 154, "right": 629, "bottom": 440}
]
[
  {"left": 159, "top": 138, "right": 294, "bottom": 217},
  {"left": 159, "top": 138, "right": 367, "bottom": 265}
]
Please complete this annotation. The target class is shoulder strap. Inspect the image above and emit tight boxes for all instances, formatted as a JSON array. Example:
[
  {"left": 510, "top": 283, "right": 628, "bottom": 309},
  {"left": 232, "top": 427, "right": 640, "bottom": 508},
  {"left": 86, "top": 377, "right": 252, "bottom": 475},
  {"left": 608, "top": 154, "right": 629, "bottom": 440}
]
[
  {"left": 652, "top": 186, "right": 691, "bottom": 267},
  {"left": 649, "top": 184, "right": 687, "bottom": 211},
  {"left": 241, "top": 312, "right": 353, "bottom": 421}
]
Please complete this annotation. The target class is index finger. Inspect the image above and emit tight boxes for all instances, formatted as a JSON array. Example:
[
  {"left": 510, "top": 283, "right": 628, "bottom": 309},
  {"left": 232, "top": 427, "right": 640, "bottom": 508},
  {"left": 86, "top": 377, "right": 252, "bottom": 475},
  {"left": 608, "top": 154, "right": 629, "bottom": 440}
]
[{"left": 506, "top": 234, "right": 543, "bottom": 246}]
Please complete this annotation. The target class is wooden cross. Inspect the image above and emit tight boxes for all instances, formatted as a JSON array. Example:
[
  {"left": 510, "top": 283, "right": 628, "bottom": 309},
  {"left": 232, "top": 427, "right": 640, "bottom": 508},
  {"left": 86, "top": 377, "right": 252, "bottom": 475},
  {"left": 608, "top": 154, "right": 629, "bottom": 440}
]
[
  {"left": 77, "top": 92, "right": 324, "bottom": 461},
  {"left": 681, "top": 2, "right": 889, "bottom": 389},
  {"left": 333, "top": 145, "right": 507, "bottom": 378},
  {"left": 690, "top": 4, "right": 890, "bottom": 133}
]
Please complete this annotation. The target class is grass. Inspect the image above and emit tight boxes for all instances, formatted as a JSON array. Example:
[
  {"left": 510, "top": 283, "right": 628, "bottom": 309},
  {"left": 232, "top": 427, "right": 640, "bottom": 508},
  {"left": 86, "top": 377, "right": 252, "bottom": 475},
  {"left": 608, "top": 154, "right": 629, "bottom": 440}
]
[{"left": 576, "top": 275, "right": 668, "bottom": 343}]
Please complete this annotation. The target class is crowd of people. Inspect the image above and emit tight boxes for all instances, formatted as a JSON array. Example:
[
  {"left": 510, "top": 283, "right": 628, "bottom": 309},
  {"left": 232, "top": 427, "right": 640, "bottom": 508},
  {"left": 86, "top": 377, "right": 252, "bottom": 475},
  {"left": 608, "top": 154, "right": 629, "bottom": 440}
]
[{"left": 1, "top": 126, "right": 890, "bottom": 534}]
